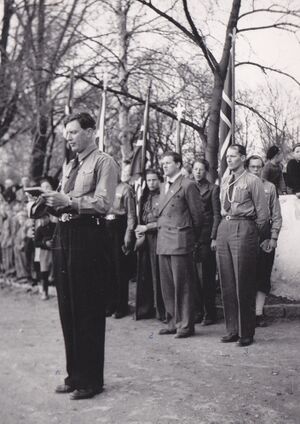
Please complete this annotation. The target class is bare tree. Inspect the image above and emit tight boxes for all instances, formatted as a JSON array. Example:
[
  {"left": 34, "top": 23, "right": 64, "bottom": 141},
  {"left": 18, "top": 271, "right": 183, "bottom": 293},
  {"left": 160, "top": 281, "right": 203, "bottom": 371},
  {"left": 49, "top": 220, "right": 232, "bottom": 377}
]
[{"left": 135, "top": 0, "right": 300, "bottom": 180}]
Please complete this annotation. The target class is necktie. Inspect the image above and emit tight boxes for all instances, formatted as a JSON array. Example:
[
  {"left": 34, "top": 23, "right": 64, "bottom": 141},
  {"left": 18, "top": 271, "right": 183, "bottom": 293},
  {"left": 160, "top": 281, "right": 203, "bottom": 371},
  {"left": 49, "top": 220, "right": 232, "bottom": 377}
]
[
  {"left": 165, "top": 180, "right": 173, "bottom": 194},
  {"left": 64, "top": 156, "right": 80, "bottom": 194},
  {"left": 224, "top": 174, "right": 235, "bottom": 212}
]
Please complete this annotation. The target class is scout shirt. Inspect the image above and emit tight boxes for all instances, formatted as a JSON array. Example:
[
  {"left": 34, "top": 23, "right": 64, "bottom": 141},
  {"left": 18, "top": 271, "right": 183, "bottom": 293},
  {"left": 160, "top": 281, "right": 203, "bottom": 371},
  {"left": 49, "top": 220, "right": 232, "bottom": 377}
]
[{"left": 220, "top": 170, "right": 269, "bottom": 234}]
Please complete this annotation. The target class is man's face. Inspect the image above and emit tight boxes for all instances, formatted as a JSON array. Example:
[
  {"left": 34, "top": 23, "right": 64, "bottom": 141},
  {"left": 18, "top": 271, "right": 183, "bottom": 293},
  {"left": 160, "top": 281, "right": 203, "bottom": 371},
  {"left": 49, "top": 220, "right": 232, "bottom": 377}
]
[
  {"left": 192, "top": 162, "right": 206, "bottom": 182},
  {"left": 248, "top": 158, "right": 263, "bottom": 178},
  {"left": 226, "top": 147, "right": 245, "bottom": 172},
  {"left": 65, "top": 120, "right": 92, "bottom": 154},
  {"left": 273, "top": 152, "right": 282, "bottom": 164},
  {"left": 162, "top": 156, "right": 180, "bottom": 178},
  {"left": 294, "top": 147, "right": 300, "bottom": 161},
  {"left": 146, "top": 173, "right": 159, "bottom": 191}
]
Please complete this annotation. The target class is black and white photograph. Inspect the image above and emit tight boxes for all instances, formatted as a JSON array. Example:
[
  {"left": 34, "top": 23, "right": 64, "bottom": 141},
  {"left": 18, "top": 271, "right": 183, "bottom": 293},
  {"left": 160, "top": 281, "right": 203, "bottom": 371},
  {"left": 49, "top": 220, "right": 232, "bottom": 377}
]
[{"left": 0, "top": 0, "right": 300, "bottom": 423}]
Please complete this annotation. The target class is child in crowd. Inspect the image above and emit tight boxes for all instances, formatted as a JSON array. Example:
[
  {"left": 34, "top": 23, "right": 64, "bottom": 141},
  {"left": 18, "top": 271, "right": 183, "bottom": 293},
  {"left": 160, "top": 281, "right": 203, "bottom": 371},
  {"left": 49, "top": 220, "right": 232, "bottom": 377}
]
[{"left": 34, "top": 213, "right": 55, "bottom": 300}]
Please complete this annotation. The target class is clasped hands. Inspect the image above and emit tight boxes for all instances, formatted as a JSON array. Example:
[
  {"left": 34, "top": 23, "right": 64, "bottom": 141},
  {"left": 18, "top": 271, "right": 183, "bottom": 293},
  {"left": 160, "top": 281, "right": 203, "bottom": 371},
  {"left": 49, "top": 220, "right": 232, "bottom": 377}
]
[{"left": 135, "top": 224, "right": 147, "bottom": 239}]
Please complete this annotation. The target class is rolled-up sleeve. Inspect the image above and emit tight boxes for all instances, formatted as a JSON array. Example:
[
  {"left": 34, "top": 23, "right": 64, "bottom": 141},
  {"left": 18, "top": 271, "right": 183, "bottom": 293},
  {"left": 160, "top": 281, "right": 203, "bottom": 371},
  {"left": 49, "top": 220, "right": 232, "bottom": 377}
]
[{"left": 270, "top": 186, "right": 282, "bottom": 239}]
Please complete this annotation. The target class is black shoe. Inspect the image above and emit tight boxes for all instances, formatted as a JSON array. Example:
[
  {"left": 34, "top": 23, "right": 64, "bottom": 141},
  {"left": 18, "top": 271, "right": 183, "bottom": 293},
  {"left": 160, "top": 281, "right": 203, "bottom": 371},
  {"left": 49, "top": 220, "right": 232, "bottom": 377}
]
[
  {"left": 256, "top": 315, "right": 267, "bottom": 327},
  {"left": 70, "top": 387, "right": 103, "bottom": 400},
  {"left": 174, "top": 329, "right": 195, "bottom": 339},
  {"left": 221, "top": 333, "right": 239, "bottom": 343},
  {"left": 55, "top": 384, "right": 74, "bottom": 394},
  {"left": 158, "top": 328, "right": 176, "bottom": 335},
  {"left": 236, "top": 337, "right": 254, "bottom": 347}
]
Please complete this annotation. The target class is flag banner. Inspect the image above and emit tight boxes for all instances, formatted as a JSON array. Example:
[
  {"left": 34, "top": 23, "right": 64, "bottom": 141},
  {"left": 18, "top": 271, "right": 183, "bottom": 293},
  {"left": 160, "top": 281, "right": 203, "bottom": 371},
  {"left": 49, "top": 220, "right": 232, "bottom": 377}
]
[
  {"left": 129, "top": 83, "right": 151, "bottom": 223},
  {"left": 95, "top": 77, "right": 108, "bottom": 151},
  {"left": 130, "top": 83, "right": 152, "bottom": 177},
  {"left": 219, "top": 29, "right": 236, "bottom": 178}
]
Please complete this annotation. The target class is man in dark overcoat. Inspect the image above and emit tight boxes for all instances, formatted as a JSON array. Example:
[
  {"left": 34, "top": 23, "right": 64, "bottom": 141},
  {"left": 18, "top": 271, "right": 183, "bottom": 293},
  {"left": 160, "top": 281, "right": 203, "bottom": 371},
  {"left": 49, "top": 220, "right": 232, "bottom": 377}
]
[{"left": 192, "top": 159, "right": 221, "bottom": 325}]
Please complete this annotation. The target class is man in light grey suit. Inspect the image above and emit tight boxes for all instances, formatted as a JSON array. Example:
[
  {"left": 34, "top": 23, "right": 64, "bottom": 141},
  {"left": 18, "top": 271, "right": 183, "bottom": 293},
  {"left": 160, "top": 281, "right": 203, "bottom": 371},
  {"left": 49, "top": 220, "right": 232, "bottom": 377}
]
[{"left": 157, "top": 151, "right": 204, "bottom": 338}]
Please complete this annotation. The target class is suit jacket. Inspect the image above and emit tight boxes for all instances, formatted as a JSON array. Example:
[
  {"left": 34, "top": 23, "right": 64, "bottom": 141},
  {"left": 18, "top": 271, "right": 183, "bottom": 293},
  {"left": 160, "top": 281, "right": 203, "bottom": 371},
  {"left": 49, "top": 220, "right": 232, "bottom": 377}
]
[
  {"left": 197, "top": 179, "right": 221, "bottom": 244},
  {"left": 156, "top": 175, "right": 203, "bottom": 255}
]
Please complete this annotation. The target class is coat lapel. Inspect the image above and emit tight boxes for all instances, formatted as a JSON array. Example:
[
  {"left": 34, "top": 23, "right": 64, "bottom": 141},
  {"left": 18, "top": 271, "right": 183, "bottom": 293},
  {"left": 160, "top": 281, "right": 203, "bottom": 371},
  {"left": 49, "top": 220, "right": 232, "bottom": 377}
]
[{"left": 159, "top": 175, "right": 183, "bottom": 214}]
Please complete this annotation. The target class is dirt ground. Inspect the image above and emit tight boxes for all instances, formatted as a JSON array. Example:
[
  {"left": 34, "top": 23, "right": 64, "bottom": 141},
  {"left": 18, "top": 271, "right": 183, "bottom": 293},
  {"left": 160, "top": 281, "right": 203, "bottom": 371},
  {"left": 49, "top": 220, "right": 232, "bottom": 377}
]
[{"left": 0, "top": 283, "right": 300, "bottom": 424}]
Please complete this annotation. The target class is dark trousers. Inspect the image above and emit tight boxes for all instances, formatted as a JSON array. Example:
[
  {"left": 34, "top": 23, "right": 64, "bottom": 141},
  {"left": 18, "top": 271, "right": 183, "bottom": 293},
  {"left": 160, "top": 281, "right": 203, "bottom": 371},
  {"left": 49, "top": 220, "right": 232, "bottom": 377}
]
[
  {"left": 135, "top": 233, "right": 165, "bottom": 320},
  {"left": 105, "top": 217, "right": 133, "bottom": 314},
  {"left": 194, "top": 245, "right": 217, "bottom": 321},
  {"left": 216, "top": 219, "right": 259, "bottom": 339},
  {"left": 158, "top": 254, "right": 195, "bottom": 333},
  {"left": 257, "top": 222, "right": 275, "bottom": 295},
  {"left": 52, "top": 220, "right": 108, "bottom": 390}
]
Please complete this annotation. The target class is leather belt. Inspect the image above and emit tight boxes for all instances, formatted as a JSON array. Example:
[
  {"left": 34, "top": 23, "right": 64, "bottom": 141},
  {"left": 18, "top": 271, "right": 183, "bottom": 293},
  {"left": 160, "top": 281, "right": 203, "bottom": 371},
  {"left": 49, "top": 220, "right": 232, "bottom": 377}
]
[
  {"left": 223, "top": 215, "right": 255, "bottom": 221},
  {"left": 105, "top": 214, "right": 126, "bottom": 221},
  {"left": 59, "top": 213, "right": 104, "bottom": 225}
]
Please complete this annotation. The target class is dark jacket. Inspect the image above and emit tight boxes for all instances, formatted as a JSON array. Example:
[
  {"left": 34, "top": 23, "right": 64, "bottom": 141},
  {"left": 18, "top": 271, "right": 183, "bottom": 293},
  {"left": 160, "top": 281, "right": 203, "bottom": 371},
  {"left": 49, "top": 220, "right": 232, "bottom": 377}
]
[
  {"left": 156, "top": 175, "right": 203, "bottom": 255},
  {"left": 196, "top": 179, "right": 221, "bottom": 244}
]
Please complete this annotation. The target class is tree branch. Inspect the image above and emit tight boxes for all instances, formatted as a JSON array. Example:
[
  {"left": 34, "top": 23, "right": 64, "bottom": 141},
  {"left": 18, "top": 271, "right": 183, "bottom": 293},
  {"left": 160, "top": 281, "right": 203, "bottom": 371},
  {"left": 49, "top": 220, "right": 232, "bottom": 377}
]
[
  {"left": 182, "top": 0, "right": 217, "bottom": 71},
  {"left": 136, "top": 0, "right": 216, "bottom": 73},
  {"left": 236, "top": 61, "right": 300, "bottom": 88}
]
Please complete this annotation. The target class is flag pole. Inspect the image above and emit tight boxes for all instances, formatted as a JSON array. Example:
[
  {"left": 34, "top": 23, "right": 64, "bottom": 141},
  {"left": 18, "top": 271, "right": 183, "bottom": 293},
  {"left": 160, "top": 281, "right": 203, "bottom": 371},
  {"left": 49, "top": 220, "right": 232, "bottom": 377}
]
[
  {"left": 231, "top": 27, "right": 236, "bottom": 145},
  {"left": 97, "top": 74, "right": 108, "bottom": 151},
  {"left": 141, "top": 81, "right": 152, "bottom": 173},
  {"left": 64, "top": 68, "right": 75, "bottom": 164},
  {"left": 174, "top": 102, "right": 185, "bottom": 155}
]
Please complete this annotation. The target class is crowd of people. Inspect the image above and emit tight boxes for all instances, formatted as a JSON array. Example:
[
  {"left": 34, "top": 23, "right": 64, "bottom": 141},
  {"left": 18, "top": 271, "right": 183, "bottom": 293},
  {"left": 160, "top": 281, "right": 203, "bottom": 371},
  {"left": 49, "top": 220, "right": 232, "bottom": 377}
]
[
  {"left": 1, "top": 110, "right": 300, "bottom": 399},
  {"left": 0, "top": 176, "right": 58, "bottom": 299}
]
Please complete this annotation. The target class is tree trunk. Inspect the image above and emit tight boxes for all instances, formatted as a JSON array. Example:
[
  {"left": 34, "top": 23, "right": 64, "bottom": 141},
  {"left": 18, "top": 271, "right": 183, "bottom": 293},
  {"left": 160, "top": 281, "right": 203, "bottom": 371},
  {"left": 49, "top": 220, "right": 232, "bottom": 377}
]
[
  {"left": 116, "top": 0, "right": 133, "bottom": 165},
  {"left": 206, "top": 71, "right": 224, "bottom": 181}
]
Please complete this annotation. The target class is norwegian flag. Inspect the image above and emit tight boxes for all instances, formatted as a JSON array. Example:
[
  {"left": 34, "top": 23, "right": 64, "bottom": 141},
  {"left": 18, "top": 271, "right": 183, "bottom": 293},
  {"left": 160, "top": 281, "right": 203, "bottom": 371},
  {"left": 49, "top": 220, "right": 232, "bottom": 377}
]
[{"left": 219, "top": 31, "right": 236, "bottom": 177}]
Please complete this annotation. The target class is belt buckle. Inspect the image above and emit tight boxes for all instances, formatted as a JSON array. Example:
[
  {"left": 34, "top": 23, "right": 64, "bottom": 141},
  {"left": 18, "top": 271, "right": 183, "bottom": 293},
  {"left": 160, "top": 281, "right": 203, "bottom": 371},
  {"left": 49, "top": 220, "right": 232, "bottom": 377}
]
[
  {"left": 225, "top": 215, "right": 231, "bottom": 221},
  {"left": 61, "top": 213, "right": 72, "bottom": 222},
  {"left": 105, "top": 214, "right": 116, "bottom": 221}
]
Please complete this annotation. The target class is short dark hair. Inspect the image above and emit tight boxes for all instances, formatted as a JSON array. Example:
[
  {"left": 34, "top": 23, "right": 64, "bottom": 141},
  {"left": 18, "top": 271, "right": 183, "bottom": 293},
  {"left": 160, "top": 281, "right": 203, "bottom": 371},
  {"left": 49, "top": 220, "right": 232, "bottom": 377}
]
[
  {"left": 145, "top": 168, "right": 163, "bottom": 182},
  {"left": 293, "top": 143, "right": 300, "bottom": 152},
  {"left": 266, "top": 145, "right": 280, "bottom": 160},
  {"left": 228, "top": 144, "right": 247, "bottom": 157},
  {"left": 192, "top": 158, "right": 209, "bottom": 172},
  {"left": 245, "top": 155, "right": 264, "bottom": 169},
  {"left": 162, "top": 151, "right": 183, "bottom": 167},
  {"left": 64, "top": 112, "right": 96, "bottom": 130}
]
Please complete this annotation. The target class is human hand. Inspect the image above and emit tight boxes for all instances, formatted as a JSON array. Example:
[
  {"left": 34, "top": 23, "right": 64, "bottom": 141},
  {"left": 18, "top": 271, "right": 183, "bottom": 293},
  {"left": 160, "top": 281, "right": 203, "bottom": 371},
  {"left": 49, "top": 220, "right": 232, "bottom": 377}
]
[
  {"left": 42, "top": 191, "right": 70, "bottom": 208},
  {"left": 135, "top": 225, "right": 147, "bottom": 238},
  {"left": 124, "top": 231, "right": 135, "bottom": 249},
  {"left": 260, "top": 239, "right": 276, "bottom": 253},
  {"left": 210, "top": 239, "right": 217, "bottom": 251},
  {"left": 45, "top": 240, "right": 53, "bottom": 249}
]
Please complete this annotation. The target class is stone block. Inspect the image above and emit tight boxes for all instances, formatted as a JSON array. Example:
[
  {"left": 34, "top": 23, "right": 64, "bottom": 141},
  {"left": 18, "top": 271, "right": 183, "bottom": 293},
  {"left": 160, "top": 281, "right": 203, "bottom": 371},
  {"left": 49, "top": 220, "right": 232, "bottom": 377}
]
[
  {"left": 264, "top": 305, "right": 285, "bottom": 318},
  {"left": 284, "top": 304, "right": 300, "bottom": 318}
]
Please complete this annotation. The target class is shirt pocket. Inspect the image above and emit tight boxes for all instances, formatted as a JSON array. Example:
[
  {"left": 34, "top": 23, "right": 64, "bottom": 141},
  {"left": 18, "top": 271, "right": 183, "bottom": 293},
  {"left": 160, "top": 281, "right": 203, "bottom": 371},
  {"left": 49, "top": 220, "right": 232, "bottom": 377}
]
[
  {"left": 82, "top": 168, "right": 95, "bottom": 193},
  {"left": 233, "top": 185, "right": 249, "bottom": 204}
]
